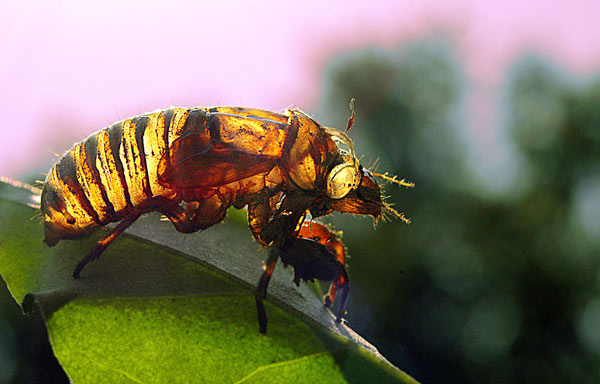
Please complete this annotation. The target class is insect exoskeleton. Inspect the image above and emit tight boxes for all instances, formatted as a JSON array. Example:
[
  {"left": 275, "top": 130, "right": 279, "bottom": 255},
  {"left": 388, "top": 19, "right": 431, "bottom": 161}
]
[{"left": 40, "top": 104, "right": 413, "bottom": 333}]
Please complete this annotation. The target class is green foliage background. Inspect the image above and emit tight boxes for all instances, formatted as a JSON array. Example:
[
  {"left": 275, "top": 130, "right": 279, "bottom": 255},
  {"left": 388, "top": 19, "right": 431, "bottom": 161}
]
[
  {"left": 313, "top": 40, "right": 600, "bottom": 383},
  {"left": 2, "top": 37, "right": 600, "bottom": 383}
]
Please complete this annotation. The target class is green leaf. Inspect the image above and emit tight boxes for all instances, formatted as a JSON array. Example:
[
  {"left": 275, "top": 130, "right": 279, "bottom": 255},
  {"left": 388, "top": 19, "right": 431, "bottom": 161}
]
[{"left": 0, "top": 181, "right": 418, "bottom": 384}]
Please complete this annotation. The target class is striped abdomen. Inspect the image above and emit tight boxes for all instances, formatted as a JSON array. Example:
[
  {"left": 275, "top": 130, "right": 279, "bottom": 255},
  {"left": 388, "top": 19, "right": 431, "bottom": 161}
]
[
  {"left": 41, "top": 107, "right": 193, "bottom": 245},
  {"left": 41, "top": 106, "right": 296, "bottom": 246}
]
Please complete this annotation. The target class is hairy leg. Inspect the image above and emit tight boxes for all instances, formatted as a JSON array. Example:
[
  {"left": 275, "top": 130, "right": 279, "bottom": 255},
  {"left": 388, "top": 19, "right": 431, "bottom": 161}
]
[
  {"left": 280, "top": 234, "right": 350, "bottom": 323},
  {"left": 255, "top": 247, "right": 279, "bottom": 334},
  {"left": 73, "top": 212, "right": 143, "bottom": 278},
  {"left": 73, "top": 197, "right": 200, "bottom": 278},
  {"left": 255, "top": 199, "right": 307, "bottom": 333},
  {"left": 297, "top": 222, "right": 348, "bottom": 315}
]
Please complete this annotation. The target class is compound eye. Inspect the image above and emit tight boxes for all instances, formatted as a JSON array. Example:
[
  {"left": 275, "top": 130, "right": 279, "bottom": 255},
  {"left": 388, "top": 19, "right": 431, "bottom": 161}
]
[{"left": 326, "top": 163, "right": 360, "bottom": 199}]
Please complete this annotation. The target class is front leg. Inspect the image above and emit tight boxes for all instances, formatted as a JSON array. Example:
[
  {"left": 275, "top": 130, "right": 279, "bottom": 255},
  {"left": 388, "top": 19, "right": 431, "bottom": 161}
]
[
  {"left": 280, "top": 237, "right": 349, "bottom": 323},
  {"left": 297, "top": 223, "right": 347, "bottom": 308}
]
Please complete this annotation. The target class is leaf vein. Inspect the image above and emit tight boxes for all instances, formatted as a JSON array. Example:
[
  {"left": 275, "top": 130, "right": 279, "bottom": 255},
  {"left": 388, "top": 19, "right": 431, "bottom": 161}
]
[
  {"left": 232, "top": 350, "right": 333, "bottom": 384},
  {"left": 88, "top": 357, "right": 147, "bottom": 384}
]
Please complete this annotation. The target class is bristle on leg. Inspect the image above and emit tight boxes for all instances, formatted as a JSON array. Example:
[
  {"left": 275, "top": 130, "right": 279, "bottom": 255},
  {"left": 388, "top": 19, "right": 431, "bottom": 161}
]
[{"left": 382, "top": 203, "right": 411, "bottom": 224}]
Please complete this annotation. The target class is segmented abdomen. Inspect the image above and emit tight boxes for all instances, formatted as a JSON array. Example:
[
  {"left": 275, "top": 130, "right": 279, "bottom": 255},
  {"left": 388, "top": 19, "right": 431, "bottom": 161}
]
[
  {"left": 41, "top": 107, "right": 194, "bottom": 242},
  {"left": 41, "top": 106, "right": 293, "bottom": 245}
]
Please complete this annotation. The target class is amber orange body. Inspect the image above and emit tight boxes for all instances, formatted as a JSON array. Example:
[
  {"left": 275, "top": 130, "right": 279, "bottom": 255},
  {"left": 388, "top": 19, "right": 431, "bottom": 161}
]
[
  {"left": 40, "top": 105, "right": 404, "bottom": 332},
  {"left": 41, "top": 107, "right": 343, "bottom": 244}
]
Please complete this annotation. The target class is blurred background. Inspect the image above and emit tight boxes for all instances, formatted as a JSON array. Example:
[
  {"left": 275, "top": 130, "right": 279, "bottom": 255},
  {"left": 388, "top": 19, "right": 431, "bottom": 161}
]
[{"left": 2, "top": 0, "right": 600, "bottom": 382}]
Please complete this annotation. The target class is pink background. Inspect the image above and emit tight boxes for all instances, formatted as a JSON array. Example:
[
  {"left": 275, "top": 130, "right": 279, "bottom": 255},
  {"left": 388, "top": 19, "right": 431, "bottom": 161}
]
[{"left": 1, "top": 0, "right": 600, "bottom": 178}]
